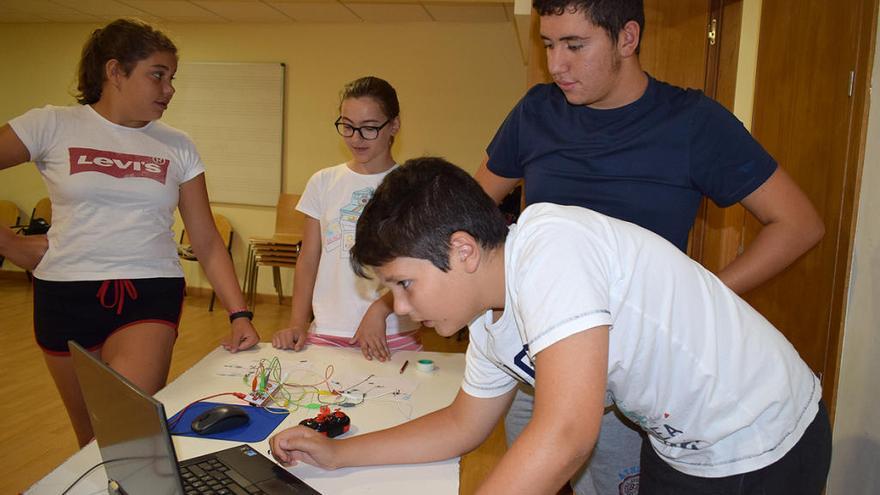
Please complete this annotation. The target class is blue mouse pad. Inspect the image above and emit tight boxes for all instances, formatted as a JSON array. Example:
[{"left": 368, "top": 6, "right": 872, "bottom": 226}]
[{"left": 168, "top": 401, "right": 288, "bottom": 442}]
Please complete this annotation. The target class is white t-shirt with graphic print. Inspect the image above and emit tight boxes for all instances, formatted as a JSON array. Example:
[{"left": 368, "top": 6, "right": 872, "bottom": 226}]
[
  {"left": 462, "top": 203, "right": 820, "bottom": 478},
  {"left": 9, "top": 105, "right": 205, "bottom": 281},
  {"left": 297, "top": 163, "right": 418, "bottom": 337}
]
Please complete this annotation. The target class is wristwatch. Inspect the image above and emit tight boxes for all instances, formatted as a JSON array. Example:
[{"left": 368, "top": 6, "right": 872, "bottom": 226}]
[{"left": 228, "top": 310, "right": 254, "bottom": 323}]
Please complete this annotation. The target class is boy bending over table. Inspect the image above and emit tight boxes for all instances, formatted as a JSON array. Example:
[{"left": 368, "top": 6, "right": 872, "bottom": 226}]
[{"left": 270, "top": 157, "right": 830, "bottom": 495}]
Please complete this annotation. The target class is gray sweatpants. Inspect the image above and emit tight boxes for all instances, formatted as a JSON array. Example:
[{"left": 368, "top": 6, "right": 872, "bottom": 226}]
[{"left": 504, "top": 387, "right": 643, "bottom": 495}]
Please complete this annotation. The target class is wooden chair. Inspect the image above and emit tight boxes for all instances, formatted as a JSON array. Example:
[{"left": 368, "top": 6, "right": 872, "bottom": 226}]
[
  {"left": 179, "top": 213, "right": 233, "bottom": 311},
  {"left": 30, "top": 197, "right": 52, "bottom": 225},
  {"left": 0, "top": 200, "right": 20, "bottom": 268},
  {"left": 243, "top": 194, "right": 305, "bottom": 311},
  {"left": 0, "top": 200, "right": 18, "bottom": 229}
]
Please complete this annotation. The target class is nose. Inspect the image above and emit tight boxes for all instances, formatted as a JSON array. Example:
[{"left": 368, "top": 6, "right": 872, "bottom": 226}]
[
  {"left": 392, "top": 293, "right": 412, "bottom": 316},
  {"left": 546, "top": 46, "right": 567, "bottom": 78}
]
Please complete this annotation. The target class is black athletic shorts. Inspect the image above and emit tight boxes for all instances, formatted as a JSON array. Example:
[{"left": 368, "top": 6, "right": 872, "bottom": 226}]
[
  {"left": 33, "top": 277, "right": 186, "bottom": 355},
  {"left": 639, "top": 401, "right": 832, "bottom": 494}
]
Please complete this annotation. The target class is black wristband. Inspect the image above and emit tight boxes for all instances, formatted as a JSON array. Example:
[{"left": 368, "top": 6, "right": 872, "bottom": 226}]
[{"left": 229, "top": 310, "right": 254, "bottom": 323}]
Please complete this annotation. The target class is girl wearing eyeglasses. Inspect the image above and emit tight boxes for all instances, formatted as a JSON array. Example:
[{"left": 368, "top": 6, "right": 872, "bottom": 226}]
[{"left": 271, "top": 76, "right": 420, "bottom": 361}]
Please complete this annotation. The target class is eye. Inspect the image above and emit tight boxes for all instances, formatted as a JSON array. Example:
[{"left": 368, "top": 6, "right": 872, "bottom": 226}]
[
  {"left": 566, "top": 43, "right": 584, "bottom": 51},
  {"left": 397, "top": 280, "right": 412, "bottom": 290}
]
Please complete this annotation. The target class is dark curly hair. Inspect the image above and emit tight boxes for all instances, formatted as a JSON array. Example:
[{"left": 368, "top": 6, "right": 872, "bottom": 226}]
[
  {"left": 350, "top": 157, "right": 509, "bottom": 277},
  {"left": 533, "top": 0, "right": 644, "bottom": 53},
  {"left": 76, "top": 18, "right": 177, "bottom": 105}
]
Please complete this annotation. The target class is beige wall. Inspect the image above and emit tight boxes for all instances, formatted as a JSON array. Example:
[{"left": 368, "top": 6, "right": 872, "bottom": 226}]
[
  {"left": 827, "top": 5, "right": 880, "bottom": 494},
  {"left": 0, "top": 21, "right": 526, "bottom": 297}
]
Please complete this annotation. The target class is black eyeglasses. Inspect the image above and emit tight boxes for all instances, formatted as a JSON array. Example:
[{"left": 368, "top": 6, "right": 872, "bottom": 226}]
[{"left": 334, "top": 117, "right": 391, "bottom": 140}]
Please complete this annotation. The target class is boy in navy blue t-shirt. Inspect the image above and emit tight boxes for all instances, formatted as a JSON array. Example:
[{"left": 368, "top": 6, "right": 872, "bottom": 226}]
[{"left": 475, "top": 0, "right": 825, "bottom": 493}]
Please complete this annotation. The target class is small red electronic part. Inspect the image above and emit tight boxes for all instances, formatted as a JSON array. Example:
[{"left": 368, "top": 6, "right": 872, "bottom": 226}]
[{"left": 299, "top": 405, "right": 351, "bottom": 438}]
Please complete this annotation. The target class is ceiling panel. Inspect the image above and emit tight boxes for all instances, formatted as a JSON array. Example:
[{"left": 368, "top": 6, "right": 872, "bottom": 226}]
[
  {"left": 191, "top": 0, "right": 293, "bottom": 22},
  {"left": 269, "top": 1, "right": 361, "bottom": 22},
  {"left": 423, "top": 2, "right": 506, "bottom": 22},
  {"left": 0, "top": 0, "right": 516, "bottom": 23},
  {"left": 344, "top": 2, "right": 431, "bottom": 22},
  {"left": 51, "top": 0, "right": 150, "bottom": 18},
  {"left": 124, "top": 1, "right": 226, "bottom": 22}
]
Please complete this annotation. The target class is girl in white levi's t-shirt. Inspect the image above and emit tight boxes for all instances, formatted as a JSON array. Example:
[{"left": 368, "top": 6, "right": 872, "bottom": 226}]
[
  {"left": 0, "top": 19, "right": 259, "bottom": 448},
  {"left": 271, "top": 76, "right": 419, "bottom": 361}
]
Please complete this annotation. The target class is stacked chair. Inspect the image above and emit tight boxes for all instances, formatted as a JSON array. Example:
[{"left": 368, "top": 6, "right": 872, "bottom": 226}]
[{"left": 243, "top": 194, "right": 305, "bottom": 311}]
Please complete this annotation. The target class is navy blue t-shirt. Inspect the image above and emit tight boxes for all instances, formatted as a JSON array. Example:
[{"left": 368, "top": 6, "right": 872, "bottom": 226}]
[{"left": 486, "top": 76, "right": 776, "bottom": 251}]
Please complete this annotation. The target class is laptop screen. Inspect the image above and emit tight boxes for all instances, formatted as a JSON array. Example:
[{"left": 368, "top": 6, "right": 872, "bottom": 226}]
[{"left": 70, "top": 341, "right": 184, "bottom": 495}]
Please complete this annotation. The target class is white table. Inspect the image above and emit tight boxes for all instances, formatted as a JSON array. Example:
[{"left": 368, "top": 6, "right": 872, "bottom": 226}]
[{"left": 27, "top": 344, "right": 466, "bottom": 494}]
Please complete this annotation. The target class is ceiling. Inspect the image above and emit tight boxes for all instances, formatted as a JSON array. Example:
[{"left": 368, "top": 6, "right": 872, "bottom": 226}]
[{"left": 0, "top": 0, "right": 517, "bottom": 24}]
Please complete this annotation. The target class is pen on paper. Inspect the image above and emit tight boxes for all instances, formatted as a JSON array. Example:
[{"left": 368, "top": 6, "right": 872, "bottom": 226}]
[{"left": 399, "top": 360, "right": 409, "bottom": 374}]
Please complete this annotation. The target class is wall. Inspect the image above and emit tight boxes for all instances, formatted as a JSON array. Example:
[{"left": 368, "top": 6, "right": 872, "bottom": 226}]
[
  {"left": 0, "top": 21, "right": 525, "bottom": 297},
  {"left": 826, "top": 5, "right": 880, "bottom": 493},
  {"left": 732, "top": 0, "right": 762, "bottom": 129}
]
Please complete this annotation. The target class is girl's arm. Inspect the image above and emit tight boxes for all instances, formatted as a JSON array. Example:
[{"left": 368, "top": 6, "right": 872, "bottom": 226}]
[
  {"left": 178, "top": 174, "right": 259, "bottom": 352},
  {"left": 272, "top": 216, "right": 321, "bottom": 350},
  {"left": 350, "top": 290, "right": 394, "bottom": 361},
  {"left": 0, "top": 124, "right": 48, "bottom": 270}
]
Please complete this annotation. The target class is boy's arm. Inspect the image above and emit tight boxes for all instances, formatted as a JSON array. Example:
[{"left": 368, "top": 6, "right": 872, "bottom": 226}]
[
  {"left": 477, "top": 326, "right": 609, "bottom": 495},
  {"left": 475, "top": 155, "right": 520, "bottom": 205},
  {"left": 271, "top": 387, "right": 515, "bottom": 468},
  {"left": 720, "top": 167, "right": 824, "bottom": 294}
]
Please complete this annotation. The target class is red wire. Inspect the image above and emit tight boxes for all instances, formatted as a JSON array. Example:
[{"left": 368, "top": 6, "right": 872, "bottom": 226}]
[{"left": 166, "top": 392, "right": 247, "bottom": 431}]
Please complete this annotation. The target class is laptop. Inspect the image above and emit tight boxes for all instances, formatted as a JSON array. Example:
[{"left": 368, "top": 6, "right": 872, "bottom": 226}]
[{"left": 69, "top": 341, "right": 321, "bottom": 495}]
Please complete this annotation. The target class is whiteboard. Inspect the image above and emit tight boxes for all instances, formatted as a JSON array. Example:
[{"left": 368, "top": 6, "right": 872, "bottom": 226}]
[{"left": 163, "top": 62, "right": 285, "bottom": 206}]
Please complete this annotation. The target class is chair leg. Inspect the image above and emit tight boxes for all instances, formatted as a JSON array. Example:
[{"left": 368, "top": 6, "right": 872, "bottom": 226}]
[
  {"left": 272, "top": 266, "right": 283, "bottom": 305},
  {"left": 244, "top": 244, "right": 257, "bottom": 312},
  {"left": 209, "top": 291, "right": 216, "bottom": 312}
]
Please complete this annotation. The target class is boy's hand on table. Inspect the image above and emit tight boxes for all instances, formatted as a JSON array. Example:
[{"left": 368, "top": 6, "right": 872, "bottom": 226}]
[
  {"left": 351, "top": 309, "right": 389, "bottom": 362},
  {"left": 272, "top": 326, "right": 308, "bottom": 351},
  {"left": 270, "top": 426, "right": 339, "bottom": 469}
]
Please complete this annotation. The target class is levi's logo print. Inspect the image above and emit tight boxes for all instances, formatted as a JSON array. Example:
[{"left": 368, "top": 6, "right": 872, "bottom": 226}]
[
  {"left": 324, "top": 187, "right": 374, "bottom": 258},
  {"left": 69, "top": 147, "right": 170, "bottom": 184}
]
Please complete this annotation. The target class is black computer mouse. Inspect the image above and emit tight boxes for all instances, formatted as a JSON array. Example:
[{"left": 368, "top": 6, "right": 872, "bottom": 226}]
[{"left": 191, "top": 405, "right": 250, "bottom": 435}]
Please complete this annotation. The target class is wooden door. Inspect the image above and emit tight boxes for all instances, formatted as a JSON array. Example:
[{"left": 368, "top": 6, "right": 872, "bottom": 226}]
[
  {"left": 741, "top": 0, "right": 877, "bottom": 414},
  {"left": 640, "top": 0, "right": 712, "bottom": 91}
]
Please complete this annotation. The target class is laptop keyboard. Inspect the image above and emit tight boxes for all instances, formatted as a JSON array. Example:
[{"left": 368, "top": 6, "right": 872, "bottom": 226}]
[{"left": 180, "top": 458, "right": 266, "bottom": 495}]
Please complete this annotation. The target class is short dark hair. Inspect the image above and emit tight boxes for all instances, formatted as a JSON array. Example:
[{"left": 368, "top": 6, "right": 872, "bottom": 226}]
[
  {"left": 339, "top": 76, "right": 400, "bottom": 120},
  {"left": 533, "top": 0, "right": 644, "bottom": 52},
  {"left": 77, "top": 18, "right": 177, "bottom": 105},
  {"left": 350, "top": 157, "right": 509, "bottom": 277}
]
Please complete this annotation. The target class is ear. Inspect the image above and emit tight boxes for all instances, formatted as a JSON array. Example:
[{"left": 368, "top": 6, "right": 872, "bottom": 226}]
[
  {"left": 389, "top": 115, "right": 401, "bottom": 136},
  {"left": 104, "top": 59, "right": 124, "bottom": 89},
  {"left": 449, "top": 231, "right": 481, "bottom": 274},
  {"left": 617, "top": 20, "right": 641, "bottom": 58}
]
